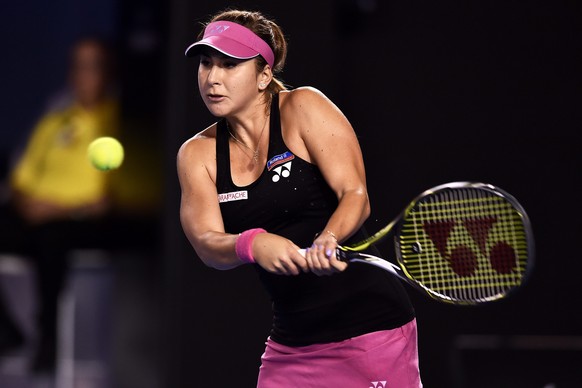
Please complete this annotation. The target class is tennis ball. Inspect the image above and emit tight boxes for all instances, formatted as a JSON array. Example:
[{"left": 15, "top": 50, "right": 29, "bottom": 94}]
[{"left": 87, "top": 137, "right": 124, "bottom": 171}]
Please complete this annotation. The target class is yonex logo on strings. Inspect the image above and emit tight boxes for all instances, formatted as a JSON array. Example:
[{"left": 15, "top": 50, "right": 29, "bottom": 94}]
[
  {"left": 369, "top": 381, "right": 387, "bottom": 388},
  {"left": 422, "top": 216, "right": 517, "bottom": 277}
]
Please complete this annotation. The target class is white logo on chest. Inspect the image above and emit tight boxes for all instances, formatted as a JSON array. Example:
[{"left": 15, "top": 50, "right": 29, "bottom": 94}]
[
  {"left": 218, "top": 190, "right": 248, "bottom": 203},
  {"left": 271, "top": 161, "right": 292, "bottom": 182}
]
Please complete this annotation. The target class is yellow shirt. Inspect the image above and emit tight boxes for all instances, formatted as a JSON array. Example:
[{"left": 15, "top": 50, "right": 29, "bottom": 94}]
[{"left": 10, "top": 99, "right": 119, "bottom": 207}]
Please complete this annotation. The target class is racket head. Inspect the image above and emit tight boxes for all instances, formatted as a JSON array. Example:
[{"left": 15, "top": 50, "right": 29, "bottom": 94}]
[{"left": 394, "top": 182, "right": 534, "bottom": 304}]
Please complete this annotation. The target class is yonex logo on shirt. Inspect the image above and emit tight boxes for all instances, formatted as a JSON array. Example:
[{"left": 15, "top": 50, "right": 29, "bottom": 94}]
[
  {"left": 271, "top": 161, "right": 292, "bottom": 183},
  {"left": 218, "top": 190, "right": 248, "bottom": 203},
  {"left": 369, "top": 381, "right": 387, "bottom": 388},
  {"left": 268, "top": 151, "right": 294, "bottom": 183}
]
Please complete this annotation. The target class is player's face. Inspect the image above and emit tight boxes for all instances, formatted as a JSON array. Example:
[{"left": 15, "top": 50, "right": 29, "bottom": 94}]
[{"left": 198, "top": 51, "right": 261, "bottom": 117}]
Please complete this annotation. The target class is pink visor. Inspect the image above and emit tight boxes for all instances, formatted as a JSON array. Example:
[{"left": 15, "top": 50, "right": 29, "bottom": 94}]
[{"left": 185, "top": 21, "right": 275, "bottom": 68}]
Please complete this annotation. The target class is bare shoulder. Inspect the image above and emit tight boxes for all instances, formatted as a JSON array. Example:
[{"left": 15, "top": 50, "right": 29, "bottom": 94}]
[
  {"left": 279, "top": 87, "right": 333, "bottom": 114},
  {"left": 279, "top": 87, "right": 346, "bottom": 131},
  {"left": 178, "top": 122, "right": 217, "bottom": 161},
  {"left": 177, "top": 122, "right": 219, "bottom": 183},
  {"left": 278, "top": 88, "right": 353, "bottom": 164}
]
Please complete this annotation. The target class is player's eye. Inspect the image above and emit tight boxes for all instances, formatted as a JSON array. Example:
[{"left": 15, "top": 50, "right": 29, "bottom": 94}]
[
  {"left": 199, "top": 56, "right": 211, "bottom": 67},
  {"left": 223, "top": 60, "right": 238, "bottom": 69}
]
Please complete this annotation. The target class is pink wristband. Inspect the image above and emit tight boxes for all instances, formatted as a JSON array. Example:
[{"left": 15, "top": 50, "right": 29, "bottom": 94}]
[{"left": 235, "top": 228, "right": 267, "bottom": 264}]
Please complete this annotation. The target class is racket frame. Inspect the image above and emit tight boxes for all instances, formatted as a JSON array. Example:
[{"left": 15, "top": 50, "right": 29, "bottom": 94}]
[{"left": 337, "top": 181, "right": 535, "bottom": 304}]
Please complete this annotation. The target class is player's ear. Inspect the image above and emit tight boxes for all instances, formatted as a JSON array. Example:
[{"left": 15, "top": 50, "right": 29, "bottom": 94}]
[{"left": 258, "top": 65, "right": 272, "bottom": 91}]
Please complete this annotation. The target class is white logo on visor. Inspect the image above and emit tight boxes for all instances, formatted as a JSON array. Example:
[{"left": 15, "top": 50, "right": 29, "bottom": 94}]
[
  {"left": 218, "top": 190, "right": 247, "bottom": 203},
  {"left": 208, "top": 25, "right": 230, "bottom": 34}
]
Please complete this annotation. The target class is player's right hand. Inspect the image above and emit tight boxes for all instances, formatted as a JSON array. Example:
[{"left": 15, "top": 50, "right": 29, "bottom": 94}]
[{"left": 252, "top": 233, "right": 308, "bottom": 275}]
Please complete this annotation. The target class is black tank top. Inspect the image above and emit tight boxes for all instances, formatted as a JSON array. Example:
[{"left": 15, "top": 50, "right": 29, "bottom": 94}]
[{"left": 216, "top": 93, "right": 414, "bottom": 346}]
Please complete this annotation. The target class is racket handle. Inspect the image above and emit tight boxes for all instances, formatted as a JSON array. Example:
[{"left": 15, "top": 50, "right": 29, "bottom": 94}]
[{"left": 335, "top": 248, "right": 352, "bottom": 262}]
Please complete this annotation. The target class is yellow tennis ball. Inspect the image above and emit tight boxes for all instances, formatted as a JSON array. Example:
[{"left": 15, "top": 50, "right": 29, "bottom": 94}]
[{"left": 87, "top": 137, "right": 124, "bottom": 171}]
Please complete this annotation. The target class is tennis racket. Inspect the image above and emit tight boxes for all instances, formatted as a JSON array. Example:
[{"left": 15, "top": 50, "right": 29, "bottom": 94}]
[{"left": 337, "top": 182, "right": 534, "bottom": 305}]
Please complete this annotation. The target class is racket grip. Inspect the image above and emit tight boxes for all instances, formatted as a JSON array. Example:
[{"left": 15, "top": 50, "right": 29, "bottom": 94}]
[{"left": 335, "top": 249, "right": 350, "bottom": 262}]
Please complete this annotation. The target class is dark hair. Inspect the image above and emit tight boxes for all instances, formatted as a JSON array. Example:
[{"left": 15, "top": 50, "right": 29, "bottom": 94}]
[{"left": 200, "top": 9, "right": 288, "bottom": 95}]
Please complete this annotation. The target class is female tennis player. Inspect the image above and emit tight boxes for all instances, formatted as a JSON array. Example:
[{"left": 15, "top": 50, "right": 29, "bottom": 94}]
[{"left": 178, "top": 9, "right": 422, "bottom": 387}]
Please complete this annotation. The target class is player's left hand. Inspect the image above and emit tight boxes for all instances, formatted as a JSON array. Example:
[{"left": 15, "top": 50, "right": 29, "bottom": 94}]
[{"left": 304, "top": 232, "right": 347, "bottom": 275}]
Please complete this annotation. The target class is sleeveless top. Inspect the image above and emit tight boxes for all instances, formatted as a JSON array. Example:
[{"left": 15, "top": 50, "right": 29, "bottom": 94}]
[{"left": 216, "top": 93, "right": 414, "bottom": 346}]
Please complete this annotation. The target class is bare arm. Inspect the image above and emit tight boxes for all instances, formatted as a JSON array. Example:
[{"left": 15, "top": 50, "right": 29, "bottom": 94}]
[
  {"left": 282, "top": 88, "right": 371, "bottom": 274},
  {"left": 177, "top": 131, "right": 308, "bottom": 274},
  {"left": 177, "top": 134, "right": 242, "bottom": 270}
]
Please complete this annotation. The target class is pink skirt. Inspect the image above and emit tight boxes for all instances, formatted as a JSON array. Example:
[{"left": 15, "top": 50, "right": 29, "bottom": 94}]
[{"left": 257, "top": 319, "right": 422, "bottom": 388}]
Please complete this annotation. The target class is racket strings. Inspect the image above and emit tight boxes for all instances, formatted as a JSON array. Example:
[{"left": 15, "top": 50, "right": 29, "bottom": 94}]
[{"left": 399, "top": 188, "right": 529, "bottom": 303}]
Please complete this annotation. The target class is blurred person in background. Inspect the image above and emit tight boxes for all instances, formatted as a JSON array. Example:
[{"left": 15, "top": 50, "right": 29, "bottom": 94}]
[{"left": 0, "top": 36, "right": 119, "bottom": 374}]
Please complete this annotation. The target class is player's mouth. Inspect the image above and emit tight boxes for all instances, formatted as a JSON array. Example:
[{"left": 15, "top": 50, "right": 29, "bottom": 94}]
[{"left": 207, "top": 93, "right": 225, "bottom": 102}]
